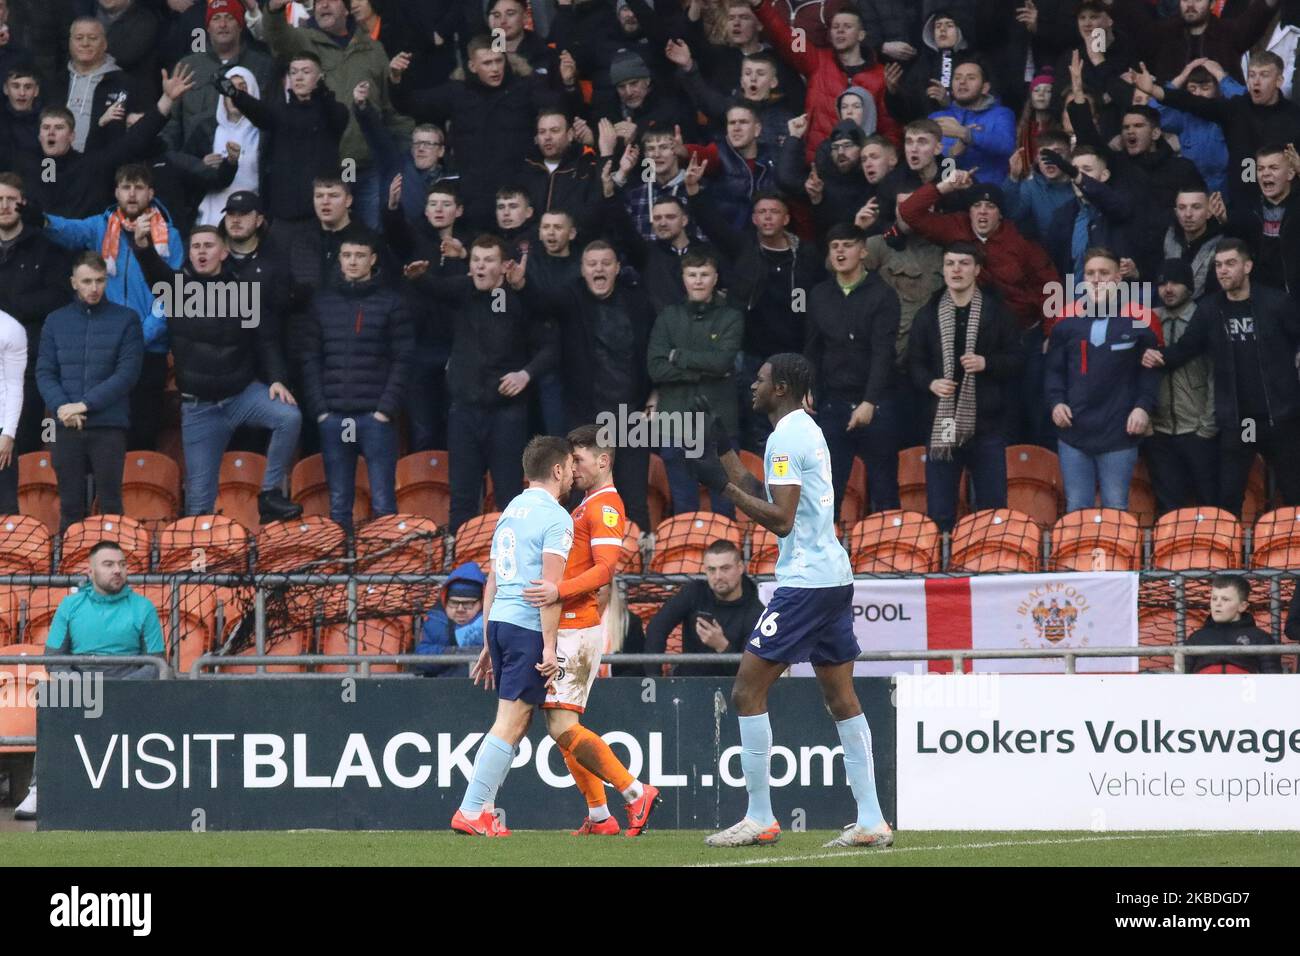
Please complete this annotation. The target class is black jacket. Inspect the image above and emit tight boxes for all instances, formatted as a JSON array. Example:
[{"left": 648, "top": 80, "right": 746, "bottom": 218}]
[
  {"left": 380, "top": 207, "right": 471, "bottom": 352},
  {"left": 416, "top": 273, "right": 556, "bottom": 409},
  {"left": 231, "top": 83, "right": 350, "bottom": 222},
  {"left": 777, "top": 132, "right": 874, "bottom": 238},
  {"left": 1187, "top": 612, "right": 1282, "bottom": 674},
  {"left": 1161, "top": 284, "right": 1300, "bottom": 431},
  {"left": 0, "top": 225, "right": 72, "bottom": 335},
  {"left": 300, "top": 276, "right": 414, "bottom": 418},
  {"left": 134, "top": 241, "right": 288, "bottom": 403},
  {"left": 1224, "top": 187, "right": 1300, "bottom": 299},
  {"left": 606, "top": 193, "right": 717, "bottom": 314},
  {"left": 805, "top": 272, "right": 901, "bottom": 404},
  {"left": 643, "top": 576, "right": 765, "bottom": 678},
  {"left": 907, "top": 288, "right": 1024, "bottom": 437},
  {"left": 519, "top": 142, "right": 604, "bottom": 236}
]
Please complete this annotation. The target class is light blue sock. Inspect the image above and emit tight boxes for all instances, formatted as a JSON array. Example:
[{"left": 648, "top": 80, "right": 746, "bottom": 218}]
[
  {"left": 738, "top": 713, "right": 775, "bottom": 826},
  {"left": 836, "top": 714, "right": 884, "bottom": 829},
  {"left": 459, "top": 734, "right": 515, "bottom": 815}
]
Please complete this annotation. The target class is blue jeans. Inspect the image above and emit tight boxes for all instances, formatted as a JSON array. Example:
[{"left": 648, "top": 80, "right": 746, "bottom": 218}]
[
  {"left": 318, "top": 412, "right": 398, "bottom": 529},
  {"left": 1058, "top": 440, "right": 1139, "bottom": 512},
  {"left": 448, "top": 401, "right": 528, "bottom": 533},
  {"left": 819, "top": 396, "right": 901, "bottom": 516},
  {"left": 1018, "top": 328, "right": 1052, "bottom": 447},
  {"left": 351, "top": 167, "right": 382, "bottom": 231},
  {"left": 660, "top": 443, "right": 735, "bottom": 519},
  {"left": 404, "top": 347, "right": 449, "bottom": 452},
  {"left": 925, "top": 433, "right": 1008, "bottom": 533},
  {"left": 181, "top": 380, "right": 302, "bottom": 514}
]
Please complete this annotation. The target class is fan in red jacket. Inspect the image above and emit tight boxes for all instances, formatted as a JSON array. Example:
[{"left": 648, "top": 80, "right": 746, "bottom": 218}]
[
  {"left": 751, "top": 0, "right": 900, "bottom": 162},
  {"left": 897, "top": 172, "right": 1059, "bottom": 335}
]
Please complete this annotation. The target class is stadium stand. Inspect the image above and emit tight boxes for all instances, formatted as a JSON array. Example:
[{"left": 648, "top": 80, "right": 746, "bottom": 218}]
[
  {"left": 16, "top": 453, "right": 60, "bottom": 534},
  {"left": 949, "top": 509, "right": 1042, "bottom": 573},
  {"left": 846, "top": 511, "right": 941, "bottom": 574},
  {"left": 60, "top": 516, "right": 151, "bottom": 573},
  {"left": 394, "top": 451, "right": 452, "bottom": 527},
  {"left": 216, "top": 452, "right": 268, "bottom": 532},
  {"left": 650, "top": 513, "right": 744, "bottom": 573},
  {"left": 1050, "top": 509, "right": 1142, "bottom": 572},
  {"left": 1151, "top": 508, "right": 1244, "bottom": 571}
]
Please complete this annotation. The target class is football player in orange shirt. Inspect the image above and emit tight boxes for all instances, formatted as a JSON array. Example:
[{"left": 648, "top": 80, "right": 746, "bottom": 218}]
[{"left": 523, "top": 424, "right": 662, "bottom": 836}]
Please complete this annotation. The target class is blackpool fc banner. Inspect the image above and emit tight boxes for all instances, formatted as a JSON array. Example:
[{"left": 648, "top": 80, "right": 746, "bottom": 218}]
[{"left": 759, "top": 573, "right": 1139, "bottom": 675}]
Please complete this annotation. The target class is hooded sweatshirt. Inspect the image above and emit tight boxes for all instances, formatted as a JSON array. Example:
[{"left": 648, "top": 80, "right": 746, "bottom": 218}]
[
  {"left": 196, "top": 66, "right": 262, "bottom": 228},
  {"left": 415, "top": 562, "right": 487, "bottom": 677},
  {"left": 44, "top": 585, "right": 164, "bottom": 664},
  {"left": 836, "top": 86, "right": 878, "bottom": 138},
  {"left": 65, "top": 54, "right": 124, "bottom": 153}
]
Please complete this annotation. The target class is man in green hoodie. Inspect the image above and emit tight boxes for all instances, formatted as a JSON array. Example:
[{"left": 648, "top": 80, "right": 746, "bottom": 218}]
[{"left": 15, "top": 540, "right": 165, "bottom": 820}]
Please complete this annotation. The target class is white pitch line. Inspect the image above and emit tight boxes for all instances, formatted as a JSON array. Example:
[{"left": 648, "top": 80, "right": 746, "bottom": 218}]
[{"left": 689, "top": 832, "right": 1200, "bottom": 866}]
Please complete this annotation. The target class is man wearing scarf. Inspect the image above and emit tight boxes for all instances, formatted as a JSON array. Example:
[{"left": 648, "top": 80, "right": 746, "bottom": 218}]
[{"left": 907, "top": 241, "right": 1022, "bottom": 533}]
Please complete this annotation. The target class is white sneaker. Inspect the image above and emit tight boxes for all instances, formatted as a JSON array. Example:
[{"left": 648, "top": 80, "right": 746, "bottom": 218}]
[
  {"left": 823, "top": 821, "right": 893, "bottom": 848},
  {"left": 704, "top": 817, "right": 781, "bottom": 847},
  {"left": 14, "top": 785, "right": 36, "bottom": 820}
]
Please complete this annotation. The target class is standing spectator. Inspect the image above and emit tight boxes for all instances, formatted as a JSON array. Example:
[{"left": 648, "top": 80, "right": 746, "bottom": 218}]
[
  {"left": 262, "top": 0, "right": 414, "bottom": 230},
  {"left": 410, "top": 235, "right": 554, "bottom": 534},
  {"left": 1222, "top": 144, "right": 1300, "bottom": 299},
  {"left": 679, "top": 101, "right": 778, "bottom": 232},
  {"left": 300, "top": 228, "right": 412, "bottom": 532},
  {"left": 13, "top": 539, "right": 166, "bottom": 821},
  {"left": 685, "top": 181, "right": 822, "bottom": 454},
  {"left": 1163, "top": 187, "right": 1224, "bottom": 299},
  {"left": 1144, "top": 258, "right": 1217, "bottom": 513},
  {"left": 191, "top": 66, "right": 261, "bottom": 228},
  {"left": 356, "top": 105, "right": 457, "bottom": 230},
  {"left": 592, "top": 48, "right": 696, "bottom": 141},
  {"left": 1107, "top": 0, "right": 1279, "bottom": 86},
  {"left": 1150, "top": 58, "right": 1245, "bottom": 196},
  {"left": 1000, "top": 130, "right": 1075, "bottom": 246},
  {"left": 42, "top": 161, "right": 185, "bottom": 451},
  {"left": 928, "top": 57, "right": 1016, "bottom": 184},
  {"left": 161, "top": 0, "right": 276, "bottom": 154},
  {"left": 646, "top": 249, "right": 743, "bottom": 518},
  {"left": 1047, "top": 2, "right": 1136, "bottom": 110},
  {"left": 610, "top": 126, "right": 690, "bottom": 241},
  {"left": 643, "top": 539, "right": 765, "bottom": 677},
  {"left": 908, "top": 241, "right": 1022, "bottom": 532},
  {"left": 50, "top": 16, "right": 132, "bottom": 153},
  {"left": 804, "top": 222, "right": 902, "bottom": 516},
  {"left": 520, "top": 109, "right": 603, "bottom": 235},
  {"left": 887, "top": 10, "right": 970, "bottom": 123},
  {"left": 225, "top": 53, "right": 349, "bottom": 247},
  {"left": 0, "top": 65, "right": 44, "bottom": 169},
  {"left": 130, "top": 219, "right": 302, "bottom": 521},
  {"left": 0, "top": 173, "right": 70, "bottom": 460},
  {"left": 1186, "top": 574, "right": 1282, "bottom": 674},
  {"left": 35, "top": 252, "right": 142, "bottom": 531},
  {"left": 695, "top": 0, "right": 806, "bottom": 106},
  {"left": 414, "top": 561, "right": 486, "bottom": 677},
  {"left": 0, "top": 303, "right": 22, "bottom": 513},
  {"left": 486, "top": 0, "right": 559, "bottom": 75},
  {"left": 94, "top": 0, "right": 160, "bottom": 106},
  {"left": 1145, "top": 238, "right": 1300, "bottom": 513},
  {"left": 669, "top": 43, "right": 796, "bottom": 156},
  {"left": 391, "top": 33, "right": 580, "bottom": 231},
  {"left": 1043, "top": 145, "right": 1140, "bottom": 279},
  {"left": 1045, "top": 247, "right": 1160, "bottom": 512},
  {"left": 752, "top": 0, "right": 901, "bottom": 161},
  {"left": 777, "top": 118, "right": 873, "bottom": 238}
]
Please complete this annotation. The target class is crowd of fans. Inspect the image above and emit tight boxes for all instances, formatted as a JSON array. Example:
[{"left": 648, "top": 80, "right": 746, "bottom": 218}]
[{"left": 0, "top": 0, "right": 1298, "bottom": 542}]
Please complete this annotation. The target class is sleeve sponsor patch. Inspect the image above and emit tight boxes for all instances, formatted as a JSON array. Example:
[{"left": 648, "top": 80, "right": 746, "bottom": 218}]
[
  {"left": 601, "top": 505, "right": 621, "bottom": 528},
  {"left": 770, "top": 455, "right": 790, "bottom": 478}
]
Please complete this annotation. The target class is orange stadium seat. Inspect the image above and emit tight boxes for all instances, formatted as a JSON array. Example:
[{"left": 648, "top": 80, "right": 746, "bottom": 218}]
[
  {"left": 650, "top": 512, "right": 743, "bottom": 573},
  {"left": 1151, "top": 507, "right": 1242, "bottom": 570},
  {"left": 0, "top": 514, "right": 53, "bottom": 575},
  {"left": 219, "top": 629, "right": 312, "bottom": 674},
  {"left": 20, "top": 588, "right": 76, "bottom": 646},
  {"left": 17, "top": 451, "right": 60, "bottom": 533},
  {"left": 155, "top": 515, "right": 251, "bottom": 573},
  {"left": 897, "top": 446, "right": 928, "bottom": 514},
  {"left": 215, "top": 452, "right": 267, "bottom": 531},
  {"left": 137, "top": 584, "right": 217, "bottom": 673},
  {"left": 255, "top": 515, "right": 347, "bottom": 572},
  {"left": 395, "top": 451, "right": 452, "bottom": 526},
  {"left": 291, "top": 454, "right": 371, "bottom": 527},
  {"left": 1006, "top": 444, "right": 1062, "bottom": 528},
  {"left": 847, "top": 510, "right": 940, "bottom": 573},
  {"left": 647, "top": 454, "right": 671, "bottom": 532},
  {"left": 1251, "top": 508, "right": 1300, "bottom": 569},
  {"left": 317, "top": 619, "right": 411, "bottom": 674},
  {"left": 60, "top": 515, "right": 151, "bottom": 572},
  {"left": 454, "top": 512, "right": 499, "bottom": 571},
  {"left": 0, "top": 586, "right": 29, "bottom": 645},
  {"left": 748, "top": 526, "right": 780, "bottom": 574},
  {"left": 950, "top": 508, "right": 1042, "bottom": 572},
  {"left": 1050, "top": 508, "right": 1142, "bottom": 571},
  {"left": 618, "top": 521, "right": 643, "bottom": 574},
  {"left": 1127, "top": 458, "right": 1157, "bottom": 527},
  {"left": 840, "top": 458, "right": 867, "bottom": 527},
  {"left": 1242, "top": 455, "right": 1271, "bottom": 526},
  {"left": 0, "top": 644, "right": 45, "bottom": 753},
  {"left": 356, "top": 514, "right": 444, "bottom": 573},
  {"left": 120, "top": 451, "right": 181, "bottom": 523}
]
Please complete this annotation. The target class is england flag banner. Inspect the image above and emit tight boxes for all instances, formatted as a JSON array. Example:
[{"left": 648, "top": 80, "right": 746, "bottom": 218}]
[{"left": 758, "top": 573, "right": 1139, "bottom": 675}]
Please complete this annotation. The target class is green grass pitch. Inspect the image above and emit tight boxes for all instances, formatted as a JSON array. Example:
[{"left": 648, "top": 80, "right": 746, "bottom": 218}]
[{"left": 4, "top": 830, "right": 1298, "bottom": 866}]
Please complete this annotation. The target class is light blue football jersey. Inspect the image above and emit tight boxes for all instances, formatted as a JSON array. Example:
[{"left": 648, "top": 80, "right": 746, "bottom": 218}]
[
  {"left": 764, "top": 408, "right": 853, "bottom": 588},
  {"left": 488, "top": 487, "right": 574, "bottom": 631}
]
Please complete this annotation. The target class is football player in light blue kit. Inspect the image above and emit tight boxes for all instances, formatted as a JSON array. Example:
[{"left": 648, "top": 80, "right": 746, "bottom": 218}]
[
  {"left": 690, "top": 353, "right": 893, "bottom": 849},
  {"left": 452, "top": 436, "right": 575, "bottom": 837}
]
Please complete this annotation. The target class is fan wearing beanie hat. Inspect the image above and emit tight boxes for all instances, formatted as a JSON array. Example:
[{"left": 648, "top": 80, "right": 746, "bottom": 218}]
[{"left": 206, "top": 0, "right": 246, "bottom": 31}]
